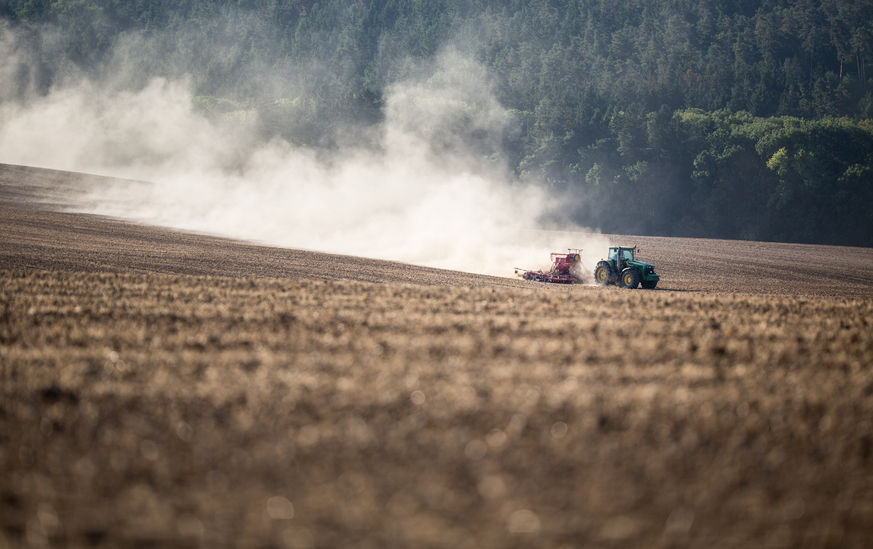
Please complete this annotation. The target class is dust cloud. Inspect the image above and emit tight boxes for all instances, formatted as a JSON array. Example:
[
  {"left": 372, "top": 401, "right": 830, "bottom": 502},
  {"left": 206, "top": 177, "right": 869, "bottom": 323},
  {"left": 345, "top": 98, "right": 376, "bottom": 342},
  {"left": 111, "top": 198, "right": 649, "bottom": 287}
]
[{"left": 0, "top": 25, "right": 609, "bottom": 276}]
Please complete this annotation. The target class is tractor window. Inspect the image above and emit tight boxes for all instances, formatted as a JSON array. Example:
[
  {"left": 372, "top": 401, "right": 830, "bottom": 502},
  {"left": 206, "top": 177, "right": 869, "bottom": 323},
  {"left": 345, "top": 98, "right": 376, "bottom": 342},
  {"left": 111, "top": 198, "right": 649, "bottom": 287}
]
[
  {"left": 608, "top": 249, "right": 618, "bottom": 262},
  {"left": 621, "top": 249, "right": 634, "bottom": 261}
]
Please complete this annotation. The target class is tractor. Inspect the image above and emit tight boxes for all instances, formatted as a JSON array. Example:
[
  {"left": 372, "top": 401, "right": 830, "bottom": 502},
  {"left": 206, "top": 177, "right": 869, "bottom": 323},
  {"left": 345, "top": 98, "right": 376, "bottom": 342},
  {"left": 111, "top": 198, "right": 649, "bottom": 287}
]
[{"left": 594, "top": 246, "right": 659, "bottom": 289}]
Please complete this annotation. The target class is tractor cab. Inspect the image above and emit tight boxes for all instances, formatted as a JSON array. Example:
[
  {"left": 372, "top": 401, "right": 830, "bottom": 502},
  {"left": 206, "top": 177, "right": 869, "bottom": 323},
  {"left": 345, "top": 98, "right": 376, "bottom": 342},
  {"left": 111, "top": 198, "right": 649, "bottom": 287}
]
[{"left": 608, "top": 246, "right": 636, "bottom": 271}]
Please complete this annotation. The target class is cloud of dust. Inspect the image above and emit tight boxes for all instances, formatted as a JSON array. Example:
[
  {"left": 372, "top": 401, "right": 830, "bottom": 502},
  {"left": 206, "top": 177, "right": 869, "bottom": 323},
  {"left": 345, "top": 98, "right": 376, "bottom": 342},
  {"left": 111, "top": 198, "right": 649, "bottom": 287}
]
[{"left": 0, "top": 25, "right": 610, "bottom": 277}]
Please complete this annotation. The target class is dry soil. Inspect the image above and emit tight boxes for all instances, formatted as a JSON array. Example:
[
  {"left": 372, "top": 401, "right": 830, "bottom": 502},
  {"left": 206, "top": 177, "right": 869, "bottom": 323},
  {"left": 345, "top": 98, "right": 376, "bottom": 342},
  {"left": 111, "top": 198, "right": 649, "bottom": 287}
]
[{"left": 1, "top": 164, "right": 872, "bottom": 548}]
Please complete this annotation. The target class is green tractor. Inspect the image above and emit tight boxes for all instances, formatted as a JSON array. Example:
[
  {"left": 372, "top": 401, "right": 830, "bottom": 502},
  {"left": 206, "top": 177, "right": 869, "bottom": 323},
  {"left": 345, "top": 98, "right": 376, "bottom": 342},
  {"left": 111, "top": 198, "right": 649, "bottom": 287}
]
[{"left": 594, "top": 246, "right": 660, "bottom": 289}]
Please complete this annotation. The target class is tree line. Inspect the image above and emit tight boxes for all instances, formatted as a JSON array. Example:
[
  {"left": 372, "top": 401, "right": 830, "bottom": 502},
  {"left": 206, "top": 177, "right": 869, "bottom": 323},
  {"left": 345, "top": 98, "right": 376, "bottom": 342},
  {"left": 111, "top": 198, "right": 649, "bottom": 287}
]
[{"left": 3, "top": 0, "right": 873, "bottom": 245}]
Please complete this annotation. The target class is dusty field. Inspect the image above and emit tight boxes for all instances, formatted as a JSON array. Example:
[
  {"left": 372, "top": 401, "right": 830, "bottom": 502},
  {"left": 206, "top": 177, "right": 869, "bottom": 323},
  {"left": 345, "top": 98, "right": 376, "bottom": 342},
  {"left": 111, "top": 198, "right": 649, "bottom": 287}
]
[
  {"left": 3, "top": 164, "right": 872, "bottom": 297},
  {"left": 2, "top": 164, "right": 873, "bottom": 548}
]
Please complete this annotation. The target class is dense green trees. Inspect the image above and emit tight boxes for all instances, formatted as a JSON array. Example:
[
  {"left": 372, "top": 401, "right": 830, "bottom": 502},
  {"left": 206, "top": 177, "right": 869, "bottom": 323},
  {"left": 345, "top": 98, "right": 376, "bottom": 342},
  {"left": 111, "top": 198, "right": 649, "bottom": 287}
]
[
  {"left": 3, "top": 0, "right": 872, "bottom": 245},
  {"left": 594, "top": 110, "right": 873, "bottom": 244}
]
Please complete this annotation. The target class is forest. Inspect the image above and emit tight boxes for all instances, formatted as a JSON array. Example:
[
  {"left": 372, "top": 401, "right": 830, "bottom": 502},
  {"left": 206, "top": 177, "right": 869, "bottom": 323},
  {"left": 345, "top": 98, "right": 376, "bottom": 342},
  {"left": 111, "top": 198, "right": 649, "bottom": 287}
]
[{"left": 2, "top": 0, "right": 872, "bottom": 246}]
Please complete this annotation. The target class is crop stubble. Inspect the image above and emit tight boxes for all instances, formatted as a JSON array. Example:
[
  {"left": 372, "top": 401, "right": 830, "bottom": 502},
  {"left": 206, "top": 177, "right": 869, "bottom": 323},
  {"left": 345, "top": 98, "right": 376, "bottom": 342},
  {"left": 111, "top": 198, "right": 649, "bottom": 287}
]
[{"left": 1, "top": 164, "right": 873, "bottom": 548}]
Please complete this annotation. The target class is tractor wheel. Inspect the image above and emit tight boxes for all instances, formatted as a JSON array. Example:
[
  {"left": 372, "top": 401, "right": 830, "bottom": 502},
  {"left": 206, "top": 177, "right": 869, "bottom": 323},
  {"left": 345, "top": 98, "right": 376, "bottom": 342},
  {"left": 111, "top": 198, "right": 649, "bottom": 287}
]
[
  {"left": 619, "top": 268, "right": 640, "bottom": 289},
  {"left": 641, "top": 280, "right": 658, "bottom": 290},
  {"left": 594, "top": 262, "right": 612, "bottom": 285}
]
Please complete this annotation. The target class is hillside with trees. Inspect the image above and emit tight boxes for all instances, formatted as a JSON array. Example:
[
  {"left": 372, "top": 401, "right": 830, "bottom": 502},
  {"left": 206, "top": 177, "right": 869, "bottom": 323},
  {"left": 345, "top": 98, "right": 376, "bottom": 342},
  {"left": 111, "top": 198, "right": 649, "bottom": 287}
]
[{"left": 3, "top": 0, "right": 872, "bottom": 246}]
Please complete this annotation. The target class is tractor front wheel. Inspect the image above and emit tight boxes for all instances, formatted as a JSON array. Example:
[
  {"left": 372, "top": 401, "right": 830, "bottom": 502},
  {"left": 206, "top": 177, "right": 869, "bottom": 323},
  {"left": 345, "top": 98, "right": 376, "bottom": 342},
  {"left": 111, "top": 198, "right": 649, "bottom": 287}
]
[
  {"left": 619, "top": 268, "right": 640, "bottom": 289},
  {"left": 594, "top": 262, "right": 613, "bottom": 285}
]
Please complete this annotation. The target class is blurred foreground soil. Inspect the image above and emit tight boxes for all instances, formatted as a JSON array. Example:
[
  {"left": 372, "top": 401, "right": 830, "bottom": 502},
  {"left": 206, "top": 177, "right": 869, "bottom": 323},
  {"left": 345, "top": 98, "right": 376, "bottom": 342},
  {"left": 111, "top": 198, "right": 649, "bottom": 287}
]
[{"left": 2, "top": 164, "right": 873, "bottom": 548}]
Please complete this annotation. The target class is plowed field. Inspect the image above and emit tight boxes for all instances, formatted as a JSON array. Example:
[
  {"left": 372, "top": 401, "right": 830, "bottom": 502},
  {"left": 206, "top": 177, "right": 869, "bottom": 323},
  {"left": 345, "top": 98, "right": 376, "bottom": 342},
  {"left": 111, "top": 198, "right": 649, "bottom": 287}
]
[{"left": 2, "top": 164, "right": 873, "bottom": 548}]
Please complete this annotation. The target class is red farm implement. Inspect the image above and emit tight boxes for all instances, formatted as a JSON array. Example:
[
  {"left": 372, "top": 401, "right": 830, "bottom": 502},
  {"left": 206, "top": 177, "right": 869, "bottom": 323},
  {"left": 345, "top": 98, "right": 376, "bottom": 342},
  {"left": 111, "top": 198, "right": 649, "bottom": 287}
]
[{"left": 515, "top": 249, "right": 583, "bottom": 284}]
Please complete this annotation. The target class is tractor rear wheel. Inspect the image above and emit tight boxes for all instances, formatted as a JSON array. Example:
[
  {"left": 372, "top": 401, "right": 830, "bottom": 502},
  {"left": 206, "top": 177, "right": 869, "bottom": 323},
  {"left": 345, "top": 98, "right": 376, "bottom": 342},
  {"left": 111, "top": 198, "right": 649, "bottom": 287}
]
[
  {"left": 619, "top": 268, "right": 640, "bottom": 289},
  {"left": 641, "top": 280, "right": 658, "bottom": 290},
  {"left": 594, "top": 262, "right": 612, "bottom": 285}
]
